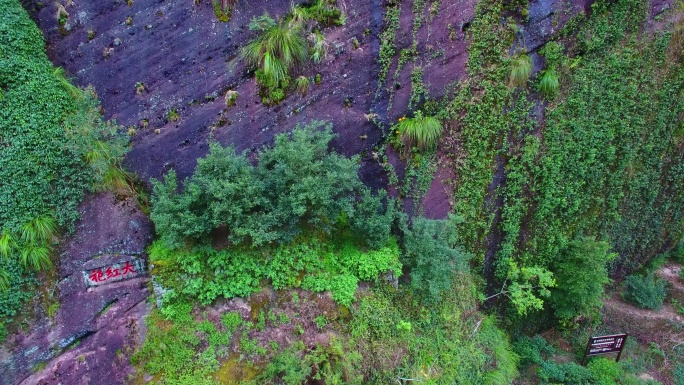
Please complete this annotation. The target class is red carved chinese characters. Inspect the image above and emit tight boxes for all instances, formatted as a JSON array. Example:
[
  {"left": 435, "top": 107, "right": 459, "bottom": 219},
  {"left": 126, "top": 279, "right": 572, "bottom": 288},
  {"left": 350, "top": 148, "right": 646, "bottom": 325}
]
[
  {"left": 86, "top": 260, "right": 140, "bottom": 286},
  {"left": 121, "top": 261, "right": 136, "bottom": 275},
  {"left": 105, "top": 266, "right": 121, "bottom": 279},
  {"left": 89, "top": 269, "right": 104, "bottom": 282}
]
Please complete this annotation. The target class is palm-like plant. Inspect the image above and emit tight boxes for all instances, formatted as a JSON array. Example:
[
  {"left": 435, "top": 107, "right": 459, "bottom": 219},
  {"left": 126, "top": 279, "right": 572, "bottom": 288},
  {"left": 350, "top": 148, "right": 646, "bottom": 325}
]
[
  {"left": 538, "top": 68, "right": 560, "bottom": 98},
  {"left": 509, "top": 54, "right": 532, "bottom": 87},
  {"left": 242, "top": 21, "right": 307, "bottom": 86},
  {"left": 395, "top": 111, "right": 443, "bottom": 150}
]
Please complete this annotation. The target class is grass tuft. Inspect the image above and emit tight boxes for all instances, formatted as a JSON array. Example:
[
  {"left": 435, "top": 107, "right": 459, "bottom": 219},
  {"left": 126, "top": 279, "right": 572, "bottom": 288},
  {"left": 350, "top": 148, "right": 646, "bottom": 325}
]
[
  {"left": 242, "top": 21, "right": 307, "bottom": 86},
  {"left": 20, "top": 217, "right": 57, "bottom": 244},
  {"left": 20, "top": 243, "right": 52, "bottom": 271},
  {"left": 509, "top": 54, "right": 532, "bottom": 87},
  {"left": 395, "top": 111, "right": 443, "bottom": 151},
  {"left": 538, "top": 69, "right": 560, "bottom": 98},
  {"left": 0, "top": 231, "right": 17, "bottom": 258},
  {"left": 295, "top": 76, "right": 310, "bottom": 95}
]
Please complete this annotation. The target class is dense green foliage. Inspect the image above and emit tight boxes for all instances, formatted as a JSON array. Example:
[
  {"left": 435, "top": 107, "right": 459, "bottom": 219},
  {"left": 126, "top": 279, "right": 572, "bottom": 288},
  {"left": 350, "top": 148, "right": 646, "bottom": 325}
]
[
  {"left": 514, "top": 335, "right": 663, "bottom": 385},
  {"left": 0, "top": 258, "right": 36, "bottom": 341},
  {"left": 150, "top": 237, "right": 401, "bottom": 307},
  {"left": 348, "top": 276, "right": 519, "bottom": 384},
  {"left": 0, "top": 0, "right": 127, "bottom": 337},
  {"left": 548, "top": 238, "right": 616, "bottom": 324},
  {"left": 401, "top": 216, "right": 472, "bottom": 301},
  {"left": 622, "top": 274, "right": 667, "bottom": 310},
  {"left": 151, "top": 122, "right": 389, "bottom": 249},
  {"left": 150, "top": 121, "right": 404, "bottom": 307},
  {"left": 132, "top": 0, "right": 684, "bottom": 383},
  {"left": 448, "top": 0, "right": 684, "bottom": 318},
  {"left": 131, "top": 305, "right": 235, "bottom": 384}
]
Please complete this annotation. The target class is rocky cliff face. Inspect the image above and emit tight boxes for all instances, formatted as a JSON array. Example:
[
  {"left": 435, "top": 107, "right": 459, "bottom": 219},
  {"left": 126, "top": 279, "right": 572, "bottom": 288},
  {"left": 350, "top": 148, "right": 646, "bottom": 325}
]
[
  {"left": 3, "top": 0, "right": 600, "bottom": 383},
  {"left": 0, "top": 194, "right": 152, "bottom": 385}
]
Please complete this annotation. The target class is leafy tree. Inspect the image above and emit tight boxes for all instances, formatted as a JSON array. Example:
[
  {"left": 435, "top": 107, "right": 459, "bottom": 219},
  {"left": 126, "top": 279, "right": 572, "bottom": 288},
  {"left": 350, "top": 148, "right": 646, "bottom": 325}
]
[
  {"left": 151, "top": 144, "right": 262, "bottom": 248},
  {"left": 254, "top": 122, "right": 362, "bottom": 244},
  {"left": 402, "top": 216, "right": 472, "bottom": 301},
  {"left": 548, "top": 237, "right": 616, "bottom": 324},
  {"left": 349, "top": 189, "right": 394, "bottom": 249},
  {"left": 504, "top": 262, "right": 556, "bottom": 316}
]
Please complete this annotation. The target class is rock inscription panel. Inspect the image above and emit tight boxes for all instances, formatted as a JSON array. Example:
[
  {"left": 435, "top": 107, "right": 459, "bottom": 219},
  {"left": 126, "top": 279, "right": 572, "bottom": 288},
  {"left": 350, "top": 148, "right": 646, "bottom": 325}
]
[{"left": 83, "top": 258, "right": 146, "bottom": 287}]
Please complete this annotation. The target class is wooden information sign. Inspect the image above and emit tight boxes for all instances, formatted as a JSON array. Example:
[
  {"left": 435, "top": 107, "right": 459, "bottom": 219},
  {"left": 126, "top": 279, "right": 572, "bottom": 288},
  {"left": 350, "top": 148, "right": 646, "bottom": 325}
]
[{"left": 582, "top": 333, "right": 628, "bottom": 365}]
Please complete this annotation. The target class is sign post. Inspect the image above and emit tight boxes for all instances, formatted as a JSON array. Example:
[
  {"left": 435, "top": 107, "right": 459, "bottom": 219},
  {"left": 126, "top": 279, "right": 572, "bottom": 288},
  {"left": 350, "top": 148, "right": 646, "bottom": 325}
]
[{"left": 582, "top": 333, "right": 628, "bottom": 365}]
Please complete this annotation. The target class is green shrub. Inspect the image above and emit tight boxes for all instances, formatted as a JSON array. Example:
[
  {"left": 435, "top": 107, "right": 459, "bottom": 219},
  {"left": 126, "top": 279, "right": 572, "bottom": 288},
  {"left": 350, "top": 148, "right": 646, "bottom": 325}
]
[
  {"left": 212, "top": 0, "right": 233, "bottom": 22},
  {"left": 131, "top": 306, "right": 230, "bottom": 384},
  {"left": 348, "top": 281, "right": 518, "bottom": 384},
  {"left": 252, "top": 341, "right": 311, "bottom": 385},
  {"left": 294, "top": 75, "right": 310, "bottom": 94},
  {"left": 151, "top": 121, "right": 389, "bottom": 249},
  {"left": 513, "top": 335, "right": 555, "bottom": 366},
  {"left": 309, "top": 31, "right": 327, "bottom": 64},
  {"left": 539, "top": 41, "right": 565, "bottom": 67},
  {"left": 587, "top": 357, "right": 621, "bottom": 385},
  {"left": 623, "top": 274, "right": 667, "bottom": 310},
  {"left": 402, "top": 215, "right": 472, "bottom": 302},
  {"left": 548, "top": 237, "right": 616, "bottom": 324},
  {"left": 538, "top": 361, "right": 592, "bottom": 384},
  {"left": 674, "top": 363, "right": 684, "bottom": 385}
]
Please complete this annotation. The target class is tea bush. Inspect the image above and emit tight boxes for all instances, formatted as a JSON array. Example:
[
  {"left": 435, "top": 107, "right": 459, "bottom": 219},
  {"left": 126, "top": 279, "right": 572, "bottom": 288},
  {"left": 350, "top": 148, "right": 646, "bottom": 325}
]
[
  {"left": 622, "top": 274, "right": 667, "bottom": 310},
  {"left": 151, "top": 122, "right": 390, "bottom": 249}
]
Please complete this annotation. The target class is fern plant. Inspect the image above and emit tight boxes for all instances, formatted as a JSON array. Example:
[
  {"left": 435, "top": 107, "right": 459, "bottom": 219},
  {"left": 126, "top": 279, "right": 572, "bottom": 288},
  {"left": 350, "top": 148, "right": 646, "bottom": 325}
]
[
  {"left": 395, "top": 111, "right": 443, "bottom": 150},
  {"left": 509, "top": 54, "right": 532, "bottom": 87},
  {"left": 538, "top": 68, "right": 560, "bottom": 98}
]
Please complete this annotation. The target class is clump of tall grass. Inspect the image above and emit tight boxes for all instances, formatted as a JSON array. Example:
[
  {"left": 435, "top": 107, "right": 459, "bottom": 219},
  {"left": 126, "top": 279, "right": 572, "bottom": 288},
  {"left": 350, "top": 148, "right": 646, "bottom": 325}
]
[
  {"left": 509, "top": 54, "right": 532, "bottom": 87},
  {"left": 295, "top": 76, "right": 310, "bottom": 95},
  {"left": 242, "top": 17, "right": 307, "bottom": 87},
  {"left": 395, "top": 111, "right": 443, "bottom": 150},
  {"left": 538, "top": 69, "right": 560, "bottom": 99}
]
